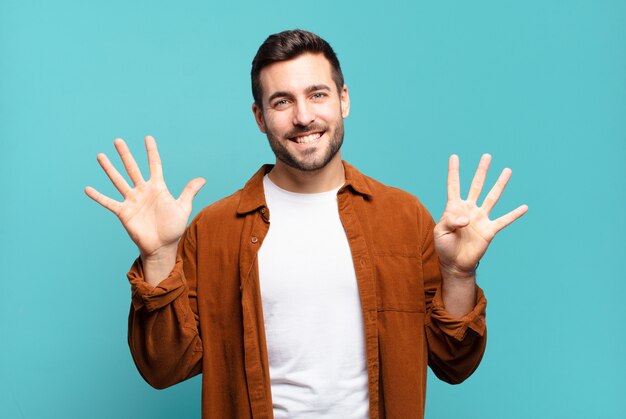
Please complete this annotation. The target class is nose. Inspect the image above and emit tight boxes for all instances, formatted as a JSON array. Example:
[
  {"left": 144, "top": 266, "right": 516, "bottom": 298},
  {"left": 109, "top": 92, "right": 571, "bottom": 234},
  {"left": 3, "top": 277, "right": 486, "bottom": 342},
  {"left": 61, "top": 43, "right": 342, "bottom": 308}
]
[{"left": 292, "top": 100, "right": 315, "bottom": 126}]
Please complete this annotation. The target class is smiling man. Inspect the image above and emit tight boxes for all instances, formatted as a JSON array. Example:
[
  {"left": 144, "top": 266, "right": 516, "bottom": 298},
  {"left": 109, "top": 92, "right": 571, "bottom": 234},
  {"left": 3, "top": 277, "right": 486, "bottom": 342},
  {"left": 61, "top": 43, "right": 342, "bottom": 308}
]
[{"left": 86, "top": 29, "right": 527, "bottom": 418}]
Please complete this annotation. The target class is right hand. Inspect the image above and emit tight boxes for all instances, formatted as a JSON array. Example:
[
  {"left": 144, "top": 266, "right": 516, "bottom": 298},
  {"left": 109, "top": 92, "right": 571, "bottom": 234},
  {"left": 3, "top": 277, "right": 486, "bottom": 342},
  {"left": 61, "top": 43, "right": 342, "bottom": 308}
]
[{"left": 85, "top": 135, "right": 206, "bottom": 259}]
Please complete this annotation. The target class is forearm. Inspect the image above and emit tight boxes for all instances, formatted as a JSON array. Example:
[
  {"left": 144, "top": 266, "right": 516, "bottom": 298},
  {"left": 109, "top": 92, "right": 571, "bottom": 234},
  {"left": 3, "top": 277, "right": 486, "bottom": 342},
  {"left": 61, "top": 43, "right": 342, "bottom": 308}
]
[
  {"left": 129, "top": 298, "right": 203, "bottom": 389},
  {"left": 426, "top": 282, "right": 487, "bottom": 384},
  {"left": 127, "top": 255, "right": 202, "bottom": 389},
  {"left": 440, "top": 267, "right": 477, "bottom": 318}
]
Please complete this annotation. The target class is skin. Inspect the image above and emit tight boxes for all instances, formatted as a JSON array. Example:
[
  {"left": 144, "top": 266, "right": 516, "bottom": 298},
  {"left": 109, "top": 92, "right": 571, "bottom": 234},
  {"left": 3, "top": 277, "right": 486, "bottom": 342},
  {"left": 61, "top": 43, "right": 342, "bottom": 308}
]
[{"left": 85, "top": 52, "right": 528, "bottom": 316}]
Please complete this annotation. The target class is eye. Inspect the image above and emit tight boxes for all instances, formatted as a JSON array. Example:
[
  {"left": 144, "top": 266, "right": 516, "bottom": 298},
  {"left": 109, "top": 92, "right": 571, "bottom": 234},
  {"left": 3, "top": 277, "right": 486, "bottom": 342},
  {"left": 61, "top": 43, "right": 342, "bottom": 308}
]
[
  {"left": 311, "top": 92, "right": 328, "bottom": 100},
  {"left": 273, "top": 98, "right": 290, "bottom": 108}
]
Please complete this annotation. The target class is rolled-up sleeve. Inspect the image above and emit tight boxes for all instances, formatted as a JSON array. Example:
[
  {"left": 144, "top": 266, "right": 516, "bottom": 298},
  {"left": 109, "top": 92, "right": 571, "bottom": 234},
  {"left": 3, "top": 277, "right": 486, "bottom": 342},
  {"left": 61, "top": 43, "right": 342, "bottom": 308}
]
[
  {"left": 429, "top": 286, "right": 486, "bottom": 341},
  {"left": 129, "top": 257, "right": 187, "bottom": 312}
]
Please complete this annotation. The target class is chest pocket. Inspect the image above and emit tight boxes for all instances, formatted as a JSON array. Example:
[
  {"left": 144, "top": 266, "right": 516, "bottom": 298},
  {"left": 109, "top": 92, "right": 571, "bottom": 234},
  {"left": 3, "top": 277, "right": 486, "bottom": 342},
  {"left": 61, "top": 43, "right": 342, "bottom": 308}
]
[{"left": 374, "top": 244, "right": 425, "bottom": 313}]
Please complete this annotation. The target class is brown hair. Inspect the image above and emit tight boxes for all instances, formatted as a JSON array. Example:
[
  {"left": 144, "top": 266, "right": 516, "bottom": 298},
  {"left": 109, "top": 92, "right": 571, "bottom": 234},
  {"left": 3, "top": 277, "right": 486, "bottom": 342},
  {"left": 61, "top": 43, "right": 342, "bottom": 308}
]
[{"left": 251, "top": 29, "right": 344, "bottom": 108}]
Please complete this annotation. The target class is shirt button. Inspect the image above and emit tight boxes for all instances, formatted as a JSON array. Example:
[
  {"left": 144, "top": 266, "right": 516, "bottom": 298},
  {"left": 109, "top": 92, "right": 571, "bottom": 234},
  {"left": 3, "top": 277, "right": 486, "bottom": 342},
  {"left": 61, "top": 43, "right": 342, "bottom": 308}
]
[
  {"left": 251, "top": 236, "right": 258, "bottom": 244},
  {"left": 260, "top": 208, "right": 266, "bottom": 214}
]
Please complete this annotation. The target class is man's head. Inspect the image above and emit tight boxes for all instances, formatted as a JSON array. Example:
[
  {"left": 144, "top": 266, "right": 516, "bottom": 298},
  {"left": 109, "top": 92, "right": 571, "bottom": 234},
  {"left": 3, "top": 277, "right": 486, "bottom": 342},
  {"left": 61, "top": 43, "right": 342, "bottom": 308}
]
[
  {"left": 251, "top": 30, "right": 350, "bottom": 173},
  {"left": 251, "top": 29, "right": 344, "bottom": 109}
]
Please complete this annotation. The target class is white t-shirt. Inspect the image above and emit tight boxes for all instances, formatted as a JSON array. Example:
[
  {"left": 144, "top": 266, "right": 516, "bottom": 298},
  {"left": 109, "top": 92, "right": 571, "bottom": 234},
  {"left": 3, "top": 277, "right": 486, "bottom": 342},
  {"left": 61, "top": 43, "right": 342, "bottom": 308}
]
[{"left": 257, "top": 175, "right": 369, "bottom": 419}]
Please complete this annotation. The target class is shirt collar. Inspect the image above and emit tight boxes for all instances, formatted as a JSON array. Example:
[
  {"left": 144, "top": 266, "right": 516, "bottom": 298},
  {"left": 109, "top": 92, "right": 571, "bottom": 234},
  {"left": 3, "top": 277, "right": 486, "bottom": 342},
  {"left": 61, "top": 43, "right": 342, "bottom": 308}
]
[
  {"left": 236, "top": 161, "right": 372, "bottom": 215},
  {"left": 340, "top": 160, "right": 373, "bottom": 198}
]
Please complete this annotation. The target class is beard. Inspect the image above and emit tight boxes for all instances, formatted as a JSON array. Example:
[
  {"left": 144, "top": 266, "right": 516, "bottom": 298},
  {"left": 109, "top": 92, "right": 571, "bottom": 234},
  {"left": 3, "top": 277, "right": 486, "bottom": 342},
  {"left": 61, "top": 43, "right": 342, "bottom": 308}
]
[{"left": 265, "top": 118, "right": 344, "bottom": 172}]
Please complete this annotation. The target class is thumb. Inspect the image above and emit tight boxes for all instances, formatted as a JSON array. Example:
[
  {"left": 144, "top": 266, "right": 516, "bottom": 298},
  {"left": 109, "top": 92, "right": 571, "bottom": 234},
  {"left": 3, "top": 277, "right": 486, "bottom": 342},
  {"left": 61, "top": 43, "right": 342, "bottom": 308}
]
[
  {"left": 178, "top": 177, "right": 206, "bottom": 204},
  {"left": 435, "top": 214, "right": 470, "bottom": 236}
]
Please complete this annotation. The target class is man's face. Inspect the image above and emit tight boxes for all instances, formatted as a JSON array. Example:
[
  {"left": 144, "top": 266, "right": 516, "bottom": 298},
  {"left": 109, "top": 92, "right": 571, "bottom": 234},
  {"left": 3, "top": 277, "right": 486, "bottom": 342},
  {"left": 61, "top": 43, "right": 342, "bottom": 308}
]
[{"left": 252, "top": 53, "right": 350, "bottom": 172}]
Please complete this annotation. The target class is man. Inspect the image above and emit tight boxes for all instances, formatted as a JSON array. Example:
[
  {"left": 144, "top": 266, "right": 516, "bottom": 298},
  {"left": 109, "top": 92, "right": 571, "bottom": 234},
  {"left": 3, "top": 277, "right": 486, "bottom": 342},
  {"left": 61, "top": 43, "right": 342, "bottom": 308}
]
[{"left": 85, "top": 29, "right": 527, "bottom": 418}]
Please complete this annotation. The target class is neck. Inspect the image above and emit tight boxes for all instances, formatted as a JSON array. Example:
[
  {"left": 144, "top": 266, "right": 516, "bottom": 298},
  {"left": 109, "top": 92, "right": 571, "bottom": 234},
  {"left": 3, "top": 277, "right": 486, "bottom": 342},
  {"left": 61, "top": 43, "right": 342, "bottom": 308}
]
[{"left": 268, "top": 153, "right": 345, "bottom": 193}]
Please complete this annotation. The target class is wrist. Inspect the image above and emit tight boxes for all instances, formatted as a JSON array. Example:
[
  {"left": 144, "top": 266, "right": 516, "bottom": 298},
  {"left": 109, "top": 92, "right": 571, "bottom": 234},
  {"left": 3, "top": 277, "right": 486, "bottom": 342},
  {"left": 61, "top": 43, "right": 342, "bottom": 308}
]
[
  {"left": 140, "top": 243, "right": 178, "bottom": 264},
  {"left": 439, "top": 260, "right": 480, "bottom": 281}
]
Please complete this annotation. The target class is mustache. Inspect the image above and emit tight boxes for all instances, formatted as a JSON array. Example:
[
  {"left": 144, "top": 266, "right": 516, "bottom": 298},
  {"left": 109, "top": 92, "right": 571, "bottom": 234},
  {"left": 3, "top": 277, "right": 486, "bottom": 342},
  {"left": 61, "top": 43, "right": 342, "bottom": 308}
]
[{"left": 284, "top": 124, "right": 327, "bottom": 139}]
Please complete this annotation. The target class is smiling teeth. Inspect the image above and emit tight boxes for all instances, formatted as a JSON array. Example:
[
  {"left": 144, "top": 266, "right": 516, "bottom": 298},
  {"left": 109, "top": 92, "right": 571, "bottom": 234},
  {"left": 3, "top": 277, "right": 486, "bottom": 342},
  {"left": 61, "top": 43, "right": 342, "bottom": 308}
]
[{"left": 294, "top": 133, "right": 322, "bottom": 144}]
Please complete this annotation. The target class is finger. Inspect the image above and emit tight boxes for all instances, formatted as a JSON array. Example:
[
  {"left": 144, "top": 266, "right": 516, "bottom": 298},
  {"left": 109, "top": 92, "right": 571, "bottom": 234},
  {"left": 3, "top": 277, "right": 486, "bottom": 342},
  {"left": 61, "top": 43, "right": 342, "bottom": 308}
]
[
  {"left": 481, "top": 168, "right": 512, "bottom": 213},
  {"left": 84, "top": 186, "right": 123, "bottom": 215},
  {"left": 493, "top": 204, "right": 528, "bottom": 232},
  {"left": 178, "top": 177, "right": 206, "bottom": 205},
  {"left": 467, "top": 153, "right": 491, "bottom": 203},
  {"left": 434, "top": 214, "right": 470, "bottom": 238},
  {"left": 447, "top": 154, "right": 461, "bottom": 201},
  {"left": 114, "top": 138, "right": 145, "bottom": 186},
  {"left": 96, "top": 153, "right": 132, "bottom": 197},
  {"left": 145, "top": 135, "right": 163, "bottom": 180}
]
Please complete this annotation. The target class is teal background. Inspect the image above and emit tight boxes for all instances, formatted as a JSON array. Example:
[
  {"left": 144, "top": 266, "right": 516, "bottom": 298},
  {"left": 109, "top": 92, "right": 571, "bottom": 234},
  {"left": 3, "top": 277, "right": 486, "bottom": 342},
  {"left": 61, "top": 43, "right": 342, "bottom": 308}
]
[{"left": 1, "top": 0, "right": 624, "bottom": 418}]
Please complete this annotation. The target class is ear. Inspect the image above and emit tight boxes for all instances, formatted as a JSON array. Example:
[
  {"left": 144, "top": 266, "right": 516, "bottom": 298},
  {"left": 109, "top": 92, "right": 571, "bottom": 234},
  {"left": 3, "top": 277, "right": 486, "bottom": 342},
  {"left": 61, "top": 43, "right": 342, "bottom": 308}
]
[
  {"left": 340, "top": 85, "right": 350, "bottom": 119},
  {"left": 252, "top": 102, "right": 267, "bottom": 133}
]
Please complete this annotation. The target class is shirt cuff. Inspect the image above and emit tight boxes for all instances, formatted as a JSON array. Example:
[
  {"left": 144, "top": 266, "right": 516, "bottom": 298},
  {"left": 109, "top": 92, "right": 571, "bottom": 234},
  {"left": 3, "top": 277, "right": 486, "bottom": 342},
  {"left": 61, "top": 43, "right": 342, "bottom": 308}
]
[
  {"left": 127, "top": 256, "right": 186, "bottom": 312},
  {"left": 429, "top": 286, "right": 487, "bottom": 341}
]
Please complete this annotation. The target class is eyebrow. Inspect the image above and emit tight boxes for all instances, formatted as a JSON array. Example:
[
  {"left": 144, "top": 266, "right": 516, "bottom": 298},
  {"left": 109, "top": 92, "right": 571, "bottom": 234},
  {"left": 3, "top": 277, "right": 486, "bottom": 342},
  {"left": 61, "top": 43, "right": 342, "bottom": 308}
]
[{"left": 267, "top": 84, "right": 332, "bottom": 104}]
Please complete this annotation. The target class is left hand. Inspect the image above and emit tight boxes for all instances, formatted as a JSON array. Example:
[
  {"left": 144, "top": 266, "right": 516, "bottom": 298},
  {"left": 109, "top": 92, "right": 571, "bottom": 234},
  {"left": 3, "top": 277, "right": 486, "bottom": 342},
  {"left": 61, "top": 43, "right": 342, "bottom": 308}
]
[{"left": 434, "top": 154, "right": 528, "bottom": 278}]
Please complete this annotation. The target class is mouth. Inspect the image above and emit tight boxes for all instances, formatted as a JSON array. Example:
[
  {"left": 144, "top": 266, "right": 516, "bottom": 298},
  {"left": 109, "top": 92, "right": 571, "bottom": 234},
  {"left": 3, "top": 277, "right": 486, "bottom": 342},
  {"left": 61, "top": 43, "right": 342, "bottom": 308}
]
[{"left": 289, "top": 131, "right": 324, "bottom": 144}]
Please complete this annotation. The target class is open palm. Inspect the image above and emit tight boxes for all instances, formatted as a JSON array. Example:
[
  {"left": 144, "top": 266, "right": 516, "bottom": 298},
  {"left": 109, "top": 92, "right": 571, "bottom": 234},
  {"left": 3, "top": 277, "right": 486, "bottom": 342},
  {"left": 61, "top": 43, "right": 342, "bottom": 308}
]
[
  {"left": 85, "top": 136, "right": 205, "bottom": 258},
  {"left": 434, "top": 154, "right": 528, "bottom": 277}
]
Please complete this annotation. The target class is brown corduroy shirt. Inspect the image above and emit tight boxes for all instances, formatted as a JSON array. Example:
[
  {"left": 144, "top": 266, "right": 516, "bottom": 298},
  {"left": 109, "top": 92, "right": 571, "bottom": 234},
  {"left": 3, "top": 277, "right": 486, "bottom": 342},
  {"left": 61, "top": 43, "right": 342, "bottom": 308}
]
[{"left": 127, "top": 162, "right": 487, "bottom": 419}]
